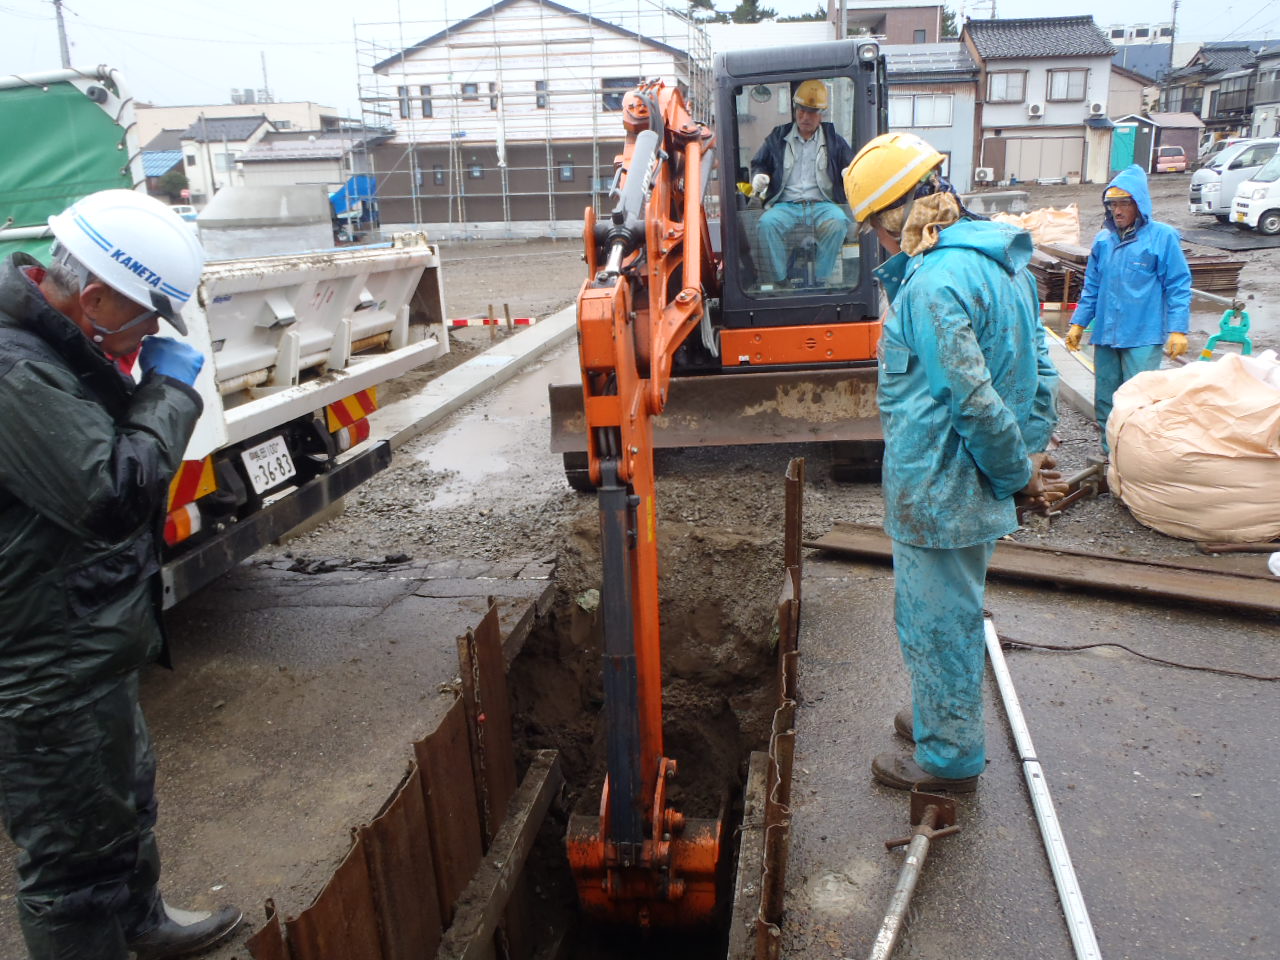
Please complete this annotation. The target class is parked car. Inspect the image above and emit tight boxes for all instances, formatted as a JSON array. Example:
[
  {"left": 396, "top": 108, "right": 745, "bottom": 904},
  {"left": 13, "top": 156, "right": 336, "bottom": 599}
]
[
  {"left": 1230, "top": 152, "right": 1280, "bottom": 235},
  {"left": 1188, "top": 139, "right": 1279, "bottom": 222},
  {"left": 1193, "top": 136, "right": 1246, "bottom": 171},
  {"left": 1154, "top": 145, "right": 1187, "bottom": 173},
  {"left": 169, "top": 204, "right": 198, "bottom": 221}
]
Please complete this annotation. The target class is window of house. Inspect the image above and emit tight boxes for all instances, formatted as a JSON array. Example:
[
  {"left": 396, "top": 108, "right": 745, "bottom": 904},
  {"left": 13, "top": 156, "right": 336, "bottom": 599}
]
[
  {"left": 420, "top": 85, "right": 433, "bottom": 118},
  {"left": 987, "top": 71, "right": 1026, "bottom": 103},
  {"left": 1134, "top": 27, "right": 1149, "bottom": 37},
  {"left": 275, "top": 120, "right": 292, "bottom": 130},
  {"left": 558, "top": 159, "right": 574, "bottom": 182},
  {"left": 216, "top": 152, "right": 236, "bottom": 172},
  {"left": 889, "top": 94, "right": 953, "bottom": 127},
  {"left": 489, "top": 82, "right": 498, "bottom": 111},
  {"left": 461, "top": 82, "right": 479, "bottom": 101},
  {"left": 185, "top": 154, "right": 197, "bottom": 167},
  {"left": 1159, "top": 26, "right": 1172, "bottom": 37},
  {"left": 913, "top": 29, "right": 926, "bottom": 43},
  {"left": 468, "top": 158, "right": 483, "bottom": 179},
  {"left": 432, "top": 164, "right": 445, "bottom": 186},
  {"left": 602, "top": 77, "right": 640, "bottom": 112},
  {"left": 1110, "top": 28, "right": 1126, "bottom": 39},
  {"left": 397, "top": 85, "right": 411, "bottom": 120},
  {"left": 536, "top": 80, "right": 548, "bottom": 109},
  {"left": 1047, "top": 69, "right": 1088, "bottom": 102}
]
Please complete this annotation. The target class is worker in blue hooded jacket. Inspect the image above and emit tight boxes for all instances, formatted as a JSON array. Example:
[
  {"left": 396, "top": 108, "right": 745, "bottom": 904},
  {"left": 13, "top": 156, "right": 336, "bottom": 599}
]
[
  {"left": 842, "top": 133, "right": 1066, "bottom": 792},
  {"left": 1065, "top": 164, "right": 1192, "bottom": 454}
]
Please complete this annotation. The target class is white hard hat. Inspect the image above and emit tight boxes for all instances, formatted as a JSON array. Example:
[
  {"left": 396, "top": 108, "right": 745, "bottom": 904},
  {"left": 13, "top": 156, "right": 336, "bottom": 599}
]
[{"left": 48, "top": 189, "right": 205, "bottom": 336}]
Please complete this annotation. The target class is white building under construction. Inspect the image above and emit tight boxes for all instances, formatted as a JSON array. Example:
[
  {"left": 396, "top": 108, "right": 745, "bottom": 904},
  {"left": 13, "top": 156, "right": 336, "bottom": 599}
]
[{"left": 358, "top": 0, "right": 710, "bottom": 237}]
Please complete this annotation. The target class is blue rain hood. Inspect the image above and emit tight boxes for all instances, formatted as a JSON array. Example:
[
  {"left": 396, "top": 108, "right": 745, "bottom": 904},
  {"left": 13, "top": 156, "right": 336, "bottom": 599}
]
[{"left": 1102, "top": 164, "right": 1153, "bottom": 234}]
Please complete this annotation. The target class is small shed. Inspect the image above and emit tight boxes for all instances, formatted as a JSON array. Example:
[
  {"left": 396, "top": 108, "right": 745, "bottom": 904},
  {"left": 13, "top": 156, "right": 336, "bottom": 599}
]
[{"left": 1112, "top": 112, "right": 1204, "bottom": 173}]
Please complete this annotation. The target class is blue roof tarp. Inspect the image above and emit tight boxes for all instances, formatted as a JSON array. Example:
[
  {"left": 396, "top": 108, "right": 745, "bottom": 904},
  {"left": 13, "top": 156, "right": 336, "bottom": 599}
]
[
  {"left": 330, "top": 175, "right": 377, "bottom": 216},
  {"left": 142, "top": 150, "right": 182, "bottom": 177}
]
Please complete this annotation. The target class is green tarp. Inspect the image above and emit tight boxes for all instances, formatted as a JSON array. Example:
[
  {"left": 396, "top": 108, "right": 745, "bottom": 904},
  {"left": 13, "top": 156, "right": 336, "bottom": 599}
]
[{"left": 0, "top": 78, "right": 134, "bottom": 262}]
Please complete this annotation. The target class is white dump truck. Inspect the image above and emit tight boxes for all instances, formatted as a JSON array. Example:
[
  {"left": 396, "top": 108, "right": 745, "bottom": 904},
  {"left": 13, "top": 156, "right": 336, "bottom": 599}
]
[{"left": 0, "top": 66, "right": 448, "bottom": 606}]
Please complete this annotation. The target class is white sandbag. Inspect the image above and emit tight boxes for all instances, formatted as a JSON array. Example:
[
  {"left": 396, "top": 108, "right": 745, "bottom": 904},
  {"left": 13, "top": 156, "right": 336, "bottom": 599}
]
[
  {"left": 990, "top": 203, "right": 1080, "bottom": 246},
  {"left": 1106, "top": 352, "right": 1280, "bottom": 542}
]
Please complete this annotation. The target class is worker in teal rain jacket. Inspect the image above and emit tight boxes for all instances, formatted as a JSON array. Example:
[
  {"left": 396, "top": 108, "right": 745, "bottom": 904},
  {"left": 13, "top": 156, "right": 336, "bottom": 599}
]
[
  {"left": 842, "top": 133, "right": 1066, "bottom": 792},
  {"left": 1065, "top": 164, "right": 1192, "bottom": 454}
]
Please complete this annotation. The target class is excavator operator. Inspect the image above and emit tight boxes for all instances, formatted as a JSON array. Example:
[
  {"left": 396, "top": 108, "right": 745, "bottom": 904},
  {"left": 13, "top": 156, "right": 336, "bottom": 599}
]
[{"left": 749, "top": 79, "right": 855, "bottom": 287}]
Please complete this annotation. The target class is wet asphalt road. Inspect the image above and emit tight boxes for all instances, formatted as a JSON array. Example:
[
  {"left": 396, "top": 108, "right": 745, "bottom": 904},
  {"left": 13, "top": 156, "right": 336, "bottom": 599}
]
[{"left": 785, "top": 552, "right": 1278, "bottom": 960}]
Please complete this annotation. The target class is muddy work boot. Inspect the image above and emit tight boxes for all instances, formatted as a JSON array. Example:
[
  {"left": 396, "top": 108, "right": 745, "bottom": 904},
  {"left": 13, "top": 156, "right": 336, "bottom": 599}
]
[
  {"left": 128, "top": 902, "right": 243, "bottom": 960},
  {"left": 871, "top": 752, "right": 979, "bottom": 793},
  {"left": 893, "top": 707, "right": 914, "bottom": 742}
]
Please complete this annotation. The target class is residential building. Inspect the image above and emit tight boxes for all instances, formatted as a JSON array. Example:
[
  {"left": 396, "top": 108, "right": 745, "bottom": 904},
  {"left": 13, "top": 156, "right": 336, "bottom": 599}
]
[
  {"left": 1159, "top": 41, "right": 1279, "bottom": 137},
  {"left": 829, "top": 0, "right": 946, "bottom": 45},
  {"left": 962, "top": 16, "right": 1115, "bottom": 184},
  {"left": 135, "top": 101, "right": 339, "bottom": 147},
  {"left": 883, "top": 41, "right": 978, "bottom": 190},
  {"left": 236, "top": 132, "right": 385, "bottom": 191},
  {"left": 361, "top": 0, "right": 706, "bottom": 235},
  {"left": 1110, "top": 63, "right": 1156, "bottom": 118},
  {"left": 179, "top": 115, "right": 276, "bottom": 204},
  {"left": 1250, "top": 45, "right": 1280, "bottom": 138},
  {"left": 1104, "top": 22, "right": 1173, "bottom": 45}
]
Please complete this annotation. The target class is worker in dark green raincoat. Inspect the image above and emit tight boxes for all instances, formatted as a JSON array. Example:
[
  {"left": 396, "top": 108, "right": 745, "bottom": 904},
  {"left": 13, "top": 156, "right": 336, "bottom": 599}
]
[{"left": 0, "top": 190, "right": 241, "bottom": 959}]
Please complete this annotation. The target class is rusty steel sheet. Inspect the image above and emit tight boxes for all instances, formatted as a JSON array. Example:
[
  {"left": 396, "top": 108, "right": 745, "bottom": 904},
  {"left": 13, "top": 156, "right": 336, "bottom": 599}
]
[
  {"left": 727, "top": 751, "right": 770, "bottom": 960},
  {"left": 414, "top": 697, "right": 485, "bottom": 926},
  {"left": 284, "top": 831, "right": 382, "bottom": 959},
  {"left": 808, "top": 522, "right": 1280, "bottom": 616},
  {"left": 762, "top": 701, "right": 796, "bottom": 925},
  {"left": 436, "top": 751, "right": 564, "bottom": 960},
  {"left": 785, "top": 458, "right": 805, "bottom": 581},
  {"left": 359, "top": 765, "right": 444, "bottom": 960},
  {"left": 548, "top": 366, "right": 881, "bottom": 453},
  {"left": 246, "top": 899, "right": 288, "bottom": 960},
  {"left": 457, "top": 601, "right": 519, "bottom": 846}
]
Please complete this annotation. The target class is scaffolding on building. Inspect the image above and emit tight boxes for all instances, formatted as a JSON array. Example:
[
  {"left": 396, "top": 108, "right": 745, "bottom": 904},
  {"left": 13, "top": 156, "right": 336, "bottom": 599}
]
[{"left": 354, "top": 0, "right": 712, "bottom": 239}]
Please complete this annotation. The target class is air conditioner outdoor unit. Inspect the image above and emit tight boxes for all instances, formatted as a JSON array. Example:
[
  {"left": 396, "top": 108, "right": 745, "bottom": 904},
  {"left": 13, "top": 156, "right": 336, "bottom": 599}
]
[
  {"left": 1027, "top": 102, "right": 1045, "bottom": 118},
  {"left": 1089, "top": 101, "right": 1106, "bottom": 116},
  {"left": 974, "top": 167, "right": 995, "bottom": 183}
]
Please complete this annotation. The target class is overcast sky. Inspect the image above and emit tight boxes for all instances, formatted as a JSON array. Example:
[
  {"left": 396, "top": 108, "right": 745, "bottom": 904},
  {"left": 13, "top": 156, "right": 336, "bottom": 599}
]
[{"left": 3, "top": 0, "right": 1276, "bottom": 120}]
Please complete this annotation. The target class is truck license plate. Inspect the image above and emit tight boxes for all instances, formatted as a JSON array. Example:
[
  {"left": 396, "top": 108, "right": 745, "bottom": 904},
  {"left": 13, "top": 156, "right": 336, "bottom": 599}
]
[
  {"left": 1236, "top": 212, "right": 1246, "bottom": 221},
  {"left": 241, "top": 435, "right": 296, "bottom": 494}
]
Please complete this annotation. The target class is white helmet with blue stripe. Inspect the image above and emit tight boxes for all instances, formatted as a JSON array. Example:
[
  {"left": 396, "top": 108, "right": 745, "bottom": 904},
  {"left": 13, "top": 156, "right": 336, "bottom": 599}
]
[{"left": 47, "top": 189, "right": 205, "bottom": 336}]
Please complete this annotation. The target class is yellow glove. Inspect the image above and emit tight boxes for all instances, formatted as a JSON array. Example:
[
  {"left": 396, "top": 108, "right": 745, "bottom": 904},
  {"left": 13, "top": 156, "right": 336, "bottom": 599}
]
[
  {"left": 1064, "top": 324, "right": 1085, "bottom": 351},
  {"left": 1165, "top": 331, "right": 1188, "bottom": 359}
]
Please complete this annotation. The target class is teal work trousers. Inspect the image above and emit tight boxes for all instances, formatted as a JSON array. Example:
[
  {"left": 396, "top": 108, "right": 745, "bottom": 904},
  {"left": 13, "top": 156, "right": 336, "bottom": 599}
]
[
  {"left": 1093, "top": 343, "right": 1163, "bottom": 452},
  {"left": 891, "top": 539, "right": 995, "bottom": 779}
]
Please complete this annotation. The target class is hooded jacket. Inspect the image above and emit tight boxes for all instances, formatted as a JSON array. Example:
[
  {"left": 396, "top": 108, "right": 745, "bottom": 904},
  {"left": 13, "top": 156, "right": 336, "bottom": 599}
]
[
  {"left": 875, "top": 219, "right": 1058, "bottom": 548},
  {"left": 0, "top": 253, "right": 202, "bottom": 719},
  {"left": 750, "top": 121, "right": 855, "bottom": 208},
  {"left": 1072, "top": 164, "right": 1192, "bottom": 348}
]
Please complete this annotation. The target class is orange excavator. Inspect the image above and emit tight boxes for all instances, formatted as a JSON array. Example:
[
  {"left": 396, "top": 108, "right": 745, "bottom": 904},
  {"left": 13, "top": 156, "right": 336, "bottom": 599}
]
[{"left": 562, "top": 39, "right": 888, "bottom": 928}]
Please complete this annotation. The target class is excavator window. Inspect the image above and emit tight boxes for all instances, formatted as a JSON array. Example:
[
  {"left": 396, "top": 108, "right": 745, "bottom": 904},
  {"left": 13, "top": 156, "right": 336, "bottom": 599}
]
[{"left": 732, "top": 76, "right": 860, "bottom": 299}]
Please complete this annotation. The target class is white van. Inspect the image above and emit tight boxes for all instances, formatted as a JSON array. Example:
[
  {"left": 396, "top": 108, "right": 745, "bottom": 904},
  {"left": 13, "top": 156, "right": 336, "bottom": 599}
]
[
  {"left": 1188, "top": 138, "right": 1280, "bottom": 221},
  {"left": 1230, "top": 152, "right": 1280, "bottom": 235}
]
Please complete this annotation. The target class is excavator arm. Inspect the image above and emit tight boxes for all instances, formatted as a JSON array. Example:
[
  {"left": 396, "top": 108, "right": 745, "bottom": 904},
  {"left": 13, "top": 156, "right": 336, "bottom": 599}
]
[{"left": 565, "top": 80, "right": 723, "bottom": 928}]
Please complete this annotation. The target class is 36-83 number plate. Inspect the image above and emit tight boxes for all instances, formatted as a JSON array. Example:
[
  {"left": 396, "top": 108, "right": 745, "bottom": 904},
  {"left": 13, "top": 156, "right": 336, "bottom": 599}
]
[{"left": 240, "top": 435, "right": 296, "bottom": 494}]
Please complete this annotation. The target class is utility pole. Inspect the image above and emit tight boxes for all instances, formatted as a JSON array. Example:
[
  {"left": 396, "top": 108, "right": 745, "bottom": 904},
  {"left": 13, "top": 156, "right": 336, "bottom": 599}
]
[
  {"left": 1169, "top": 0, "right": 1179, "bottom": 74},
  {"left": 260, "top": 50, "right": 272, "bottom": 103},
  {"left": 53, "top": 0, "right": 71, "bottom": 68}
]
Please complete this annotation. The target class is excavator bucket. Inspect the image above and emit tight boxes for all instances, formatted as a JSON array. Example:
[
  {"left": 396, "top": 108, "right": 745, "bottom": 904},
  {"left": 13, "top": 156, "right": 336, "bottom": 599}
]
[{"left": 549, "top": 366, "right": 881, "bottom": 454}]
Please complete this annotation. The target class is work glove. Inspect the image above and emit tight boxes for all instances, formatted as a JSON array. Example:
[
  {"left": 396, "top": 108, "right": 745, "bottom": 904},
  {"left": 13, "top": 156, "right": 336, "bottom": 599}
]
[
  {"left": 750, "top": 173, "right": 770, "bottom": 198},
  {"left": 1064, "top": 324, "right": 1085, "bottom": 351},
  {"left": 139, "top": 336, "right": 204, "bottom": 387},
  {"left": 1165, "top": 331, "right": 1188, "bottom": 359}
]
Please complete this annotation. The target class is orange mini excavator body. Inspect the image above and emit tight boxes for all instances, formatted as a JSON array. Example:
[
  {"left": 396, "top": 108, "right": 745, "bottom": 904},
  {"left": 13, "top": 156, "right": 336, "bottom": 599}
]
[{"left": 564, "top": 39, "right": 889, "bottom": 928}]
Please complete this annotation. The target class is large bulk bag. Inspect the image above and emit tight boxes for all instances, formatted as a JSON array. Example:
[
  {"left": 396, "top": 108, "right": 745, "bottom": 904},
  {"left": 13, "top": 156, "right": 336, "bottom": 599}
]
[{"left": 1106, "top": 351, "right": 1280, "bottom": 542}]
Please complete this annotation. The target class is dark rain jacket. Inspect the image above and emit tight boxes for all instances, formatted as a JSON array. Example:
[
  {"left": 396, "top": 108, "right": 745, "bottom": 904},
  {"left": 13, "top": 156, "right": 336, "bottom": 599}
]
[
  {"left": 750, "top": 121, "right": 855, "bottom": 207},
  {"left": 0, "top": 253, "right": 201, "bottom": 719}
]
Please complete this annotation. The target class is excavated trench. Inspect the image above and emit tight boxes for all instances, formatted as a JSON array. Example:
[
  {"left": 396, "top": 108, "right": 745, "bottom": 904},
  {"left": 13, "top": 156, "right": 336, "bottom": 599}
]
[{"left": 506, "top": 508, "right": 787, "bottom": 958}]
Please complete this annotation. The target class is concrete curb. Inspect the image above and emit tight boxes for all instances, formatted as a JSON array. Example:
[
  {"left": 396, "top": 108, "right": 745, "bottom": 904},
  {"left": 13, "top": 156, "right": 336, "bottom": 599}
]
[
  {"left": 370, "top": 304, "right": 577, "bottom": 450},
  {"left": 1046, "top": 333, "right": 1096, "bottom": 423}
]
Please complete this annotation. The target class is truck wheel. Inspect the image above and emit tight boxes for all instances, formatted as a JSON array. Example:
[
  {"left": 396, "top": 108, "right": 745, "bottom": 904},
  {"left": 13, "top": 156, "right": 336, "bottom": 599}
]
[
  {"left": 563, "top": 452, "right": 596, "bottom": 493},
  {"left": 831, "top": 440, "right": 884, "bottom": 483},
  {"left": 1214, "top": 214, "right": 1230, "bottom": 224},
  {"left": 1257, "top": 210, "right": 1280, "bottom": 236}
]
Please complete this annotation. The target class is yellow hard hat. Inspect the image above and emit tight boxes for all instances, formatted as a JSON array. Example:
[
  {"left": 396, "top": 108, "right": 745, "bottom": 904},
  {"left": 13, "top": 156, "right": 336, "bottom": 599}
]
[
  {"left": 1103, "top": 186, "right": 1132, "bottom": 200},
  {"left": 793, "top": 79, "right": 830, "bottom": 112},
  {"left": 842, "top": 132, "right": 946, "bottom": 223}
]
